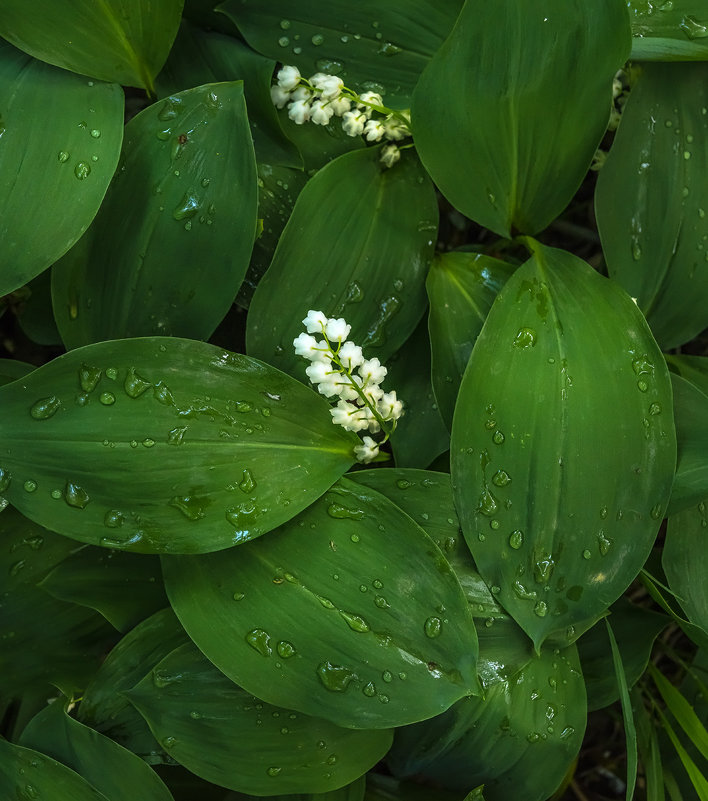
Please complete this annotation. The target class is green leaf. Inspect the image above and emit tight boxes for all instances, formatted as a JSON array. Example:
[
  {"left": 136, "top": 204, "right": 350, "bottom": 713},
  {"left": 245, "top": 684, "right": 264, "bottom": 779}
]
[
  {"left": 628, "top": 1, "right": 708, "bottom": 60},
  {"left": 385, "top": 315, "right": 449, "bottom": 469},
  {"left": 0, "top": 739, "right": 110, "bottom": 801},
  {"left": 17, "top": 269, "right": 62, "bottom": 347},
  {"left": 0, "top": 358, "right": 33, "bottom": 386},
  {"left": 451, "top": 242, "right": 677, "bottom": 649},
  {"left": 667, "top": 375, "right": 708, "bottom": 515},
  {"left": 246, "top": 147, "right": 437, "bottom": 376},
  {"left": 578, "top": 598, "right": 668, "bottom": 711},
  {"left": 0, "top": 337, "right": 355, "bottom": 554},
  {"left": 606, "top": 619, "right": 637, "bottom": 801},
  {"left": 0, "top": 506, "right": 114, "bottom": 704},
  {"left": 52, "top": 83, "right": 257, "bottom": 348},
  {"left": 636, "top": 695, "right": 666, "bottom": 801},
  {"left": 19, "top": 699, "right": 174, "bottom": 801},
  {"left": 162, "top": 477, "right": 478, "bottom": 729},
  {"left": 155, "top": 21, "right": 300, "bottom": 168},
  {"left": 39, "top": 547, "right": 168, "bottom": 631},
  {"left": 127, "top": 641, "right": 391, "bottom": 795},
  {"left": 664, "top": 499, "right": 708, "bottom": 640},
  {"left": 0, "top": 0, "right": 183, "bottom": 92},
  {"left": 0, "top": 41, "right": 123, "bottom": 297},
  {"left": 650, "top": 664, "right": 708, "bottom": 763},
  {"left": 388, "top": 643, "right": 586, "bottom": 801},
  {"left": 667, "top": 355, "right": 708, "bottom": 399},
  {"left": 218, "top": 0, "right": 463, "bottom": 108},
  {"left": 427, "top": 251, "right": 516, "bottom": 429},
  {"left": 79, "top": 608, "right": 187, "bottom": 762},
  {"left": 411, "top": 0, "right": 630, "bottom": 237},
  {"left": 596, "top": 62, "right": 708, "bottom": 350},
  {"left": 640, "top": 570, "right": 708, "bottom": 652}
]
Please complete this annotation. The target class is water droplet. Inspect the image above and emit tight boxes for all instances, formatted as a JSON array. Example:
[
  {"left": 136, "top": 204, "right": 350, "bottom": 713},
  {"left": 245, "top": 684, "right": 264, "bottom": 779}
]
[
  {"left": 279, "top": 18, "right": 291, "bottom": 29},
  {"left": 363, "top": 681, "right": 376, "bottom": 697},
  {"left": 23, "top": 480, "right": 37, "bottom": 493},
  {"left": 680, "top": 15, "right": 708, "bottom": 39},
  {"left": 378, "top": 41, "right": 402, "bottom": 56},
  {"left": 124, "top": 367, "right": 151, "bottom": 398},
  {"left": 374, "top": 595, "right": 389, "bottom": 609},
  {"left": 534, "top": 554, "right": 554, "bottom": 584},
  {"left": 311, "top": 33, "right": 325, "bottom": 45},
  {"left": 74, "top": 162, "right": 91, "bottom": 180},
  {"left": 327, "top": 502, "right": 364, "bottom": 520},
  {"left": 339, "top": 610, "right": 370, "bottom": 632},
  {"left": 30, "top": 396, "right": 61, "bottom": 420},
  {"left": 246, "top": 628, "right": 272, "bottom": 656},
  {"left": 477, "top": 488, "right": 498, "bottom": 516},
  {"left": 650, "top": 503, "right": 663, "bottom": 520},
  {"left": 103, "top": 509, "right": 124, "bottom": 528},
  {"left": 317, "top": 661, "right": 356, "bottom": 692},
  {"left": 267, "top": 766, "right": 281, "bottom": 777},
  {"left": 372, "top": 579, "right": 384, "bottom": 589},
  {"left": 493, "top": 430, "right": 505, "bottom": 444},
  {"left": 57, "top": 150, "right": 70, "bottom": 163},
  {"left": 158, "top": 97, "right": 183, "bottom": 121},
  {"left": 637, "top": 380, "right": 648, "bottom": 392},
  {"left": 238, "top": 468, "right": 256, "bottom": 493},
  {"left": 534, "top": 601, "right": 548, "bottom": 617},
  {"left": 142, "top": 438, "right": 155, "bottom": 448},
  {"left": 513, "top": 327, "right": 537, "bottom": 349},
  {"left": 276, "top": 640, "right": 296, "bottom": 658},
  {"left": 350, "top": 533, "right": 360, "bottom": 543},
  {"left": 509, "top": 530, "right": 524, "bottom": 549},
  {"left": 233, "top": 592, "right": 245, "bottom": 601},
  {"left": 582, "top": 549, "right": 592, "bottom": 560},
  {"left": 168, "top": 426, "right": 187, "bottom": 445},
  {"left": 649, "top": 403, "right": 661, "bottom": 415},
  {"left": 424, "top": 616, "right": 442, "bottom": 638},
  {"left": 170, "top": 494, "right": 209, "bottom": 520},
  {"left": 90, "top": 129, "right": 101, "bottom": 138},
  {"left": 492, "top": 469, "right": 511, "bottom": 487},
  {"left": 64, "top": 481, "right": 89, "bottom": 509},
  {"left": 0, "top": 468, "right": 11, "bottom": 493},
  {"left": 396, "top": 478, "right": 412, "bottom": 489},
  {"left": 278, "top": 36, "right": 290, "bottom": 47},
  {"left": 173, "top": 192, "right": 201, "bottom": 221},
  {"left": 99, "top": 391, "right": 115, "bottom": 406},
  {"left": 597, "top": 531, "right": 612, "bottom": 556},
  {"left": 527, "top": 732, "right": 541, "bottom": 743}
]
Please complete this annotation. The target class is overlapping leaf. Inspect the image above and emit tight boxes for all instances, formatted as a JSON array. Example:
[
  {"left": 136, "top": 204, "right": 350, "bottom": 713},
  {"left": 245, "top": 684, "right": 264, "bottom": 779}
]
[
  {"left": 411, "top": 0, "right": 630, "bottom": 237},
  {"left": 0, "top": 337, "right": 355, "bottom": 554},
  {"left": 628, "top": 1, "right": 708, "bottom": 60},
  {"left": 0, "top": 0, "right": 183, "bottom": 91},
  {"left": 451, "top": 242, "right": 676, "bottom": 649},
  {"left": 667, "top": 374, "right": 708, "bottom": 515},
  {"left": 52, "top": 83, "right": 257, "bottom": 347},
  {"left": 596, "top": 61, "right": 708, "bottom": 349},
  {"left": 162, "top": 477, "right": 478, "bottom": 729},
  {"left": 127, "top": 642, "right": 391, "bottom": 795},
  {"left": 0, "top": 41, "right": 123, "bottom": 296},
  {"left": 246, "top": 147, "right": 437, "bottom": 376}
]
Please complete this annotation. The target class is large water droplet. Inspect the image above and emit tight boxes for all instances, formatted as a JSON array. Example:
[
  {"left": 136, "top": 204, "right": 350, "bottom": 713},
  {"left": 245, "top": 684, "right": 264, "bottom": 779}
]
[
  {"left": 317, "top": 661, "right": 356, "bottom": 692},
  {"left": 327, "top": 502, "right": 365, "bottom": 520},
  {"left": 424, "top": 616, "right": 442, "bottom": 638},
  {"left": 246, "top": 628, "right": 272, "bottom": 656},
  {"left": 339, "top": 610, "right": 370, "bottom": 632},
  {"left": 64, "top": 481, "right": 89, "bottom": 509},
  {"left": 30, "top": 396, "right": 61, "bottom": 420},
  {"left": 509, "top": 529, "right": 524, "bottom": 549},
  {"left": 492, "top": 469, "right": 511, "bottom": 487},
  {"left": 170, "top": 494, "right": 209, "bottom": 520},
  {"left": 173, "top": 192, "right": 201, "bottom": 221},
  {"left": 277, "top": 640, "right": 296, "bottom": 658},
  {"left": 79, "top": 363, "right": 102, "bottom": 393},
  {"left": 239, "top": 469, "right": 256, "bottom": 493},
  {"left": 513, "top": 328, "right": 537, "bottom": 349},
  {"left": 477, "top": 488, "right": 498, "bottom": 516},
  {"left": 124, "top": 367, "right": 151, "bottom": 398},
  {"left": 74, "top": 162, "right": 91, "bottom": 180}
]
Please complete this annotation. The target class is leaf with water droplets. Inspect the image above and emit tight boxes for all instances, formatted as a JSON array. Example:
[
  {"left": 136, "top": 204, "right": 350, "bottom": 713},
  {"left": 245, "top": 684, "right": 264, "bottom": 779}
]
[
  {"left": 162, "top": 477, "right": 478, "bottom": 729},
  {"left": 126, "top": 641, "right": 391, "bottom": 795},
  {"left": 596, "top": 61, "right": 708, "bottom": 349},
  {"left": 628, "top": 2, "right": 708, "bottom": 60},
  {"left": 451, "top": 241, "right": 676, "bottom": 650},
  {"left": 0, "top": 337, "right": 355, "bottom": 554},
  {"left": 388, "top": 643, "right": 586, "bottom": 801},
  {"left": 411, "top": 0, "right": 630, "bottom": 237},
  {"left": 0, "top": 40, "right": 123, "bottom": 297},
  {"left": 246, "top": 146, "right": 438, "bottom": 376},
  {"left": 0, "top": 0, "right": 183, "bottom": 90},
  {"left": 19, "top": 698, "right": 174, "bottom": 801},
  {"left": 52, "top": 81, "right": 257, "bottom": 347}
]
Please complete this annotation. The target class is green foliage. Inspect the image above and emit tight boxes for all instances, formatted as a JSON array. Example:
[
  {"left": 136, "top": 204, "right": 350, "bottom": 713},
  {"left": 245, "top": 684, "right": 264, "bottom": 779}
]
[{"left": 1, "top": 1, "right": 707, "bottom": 799}]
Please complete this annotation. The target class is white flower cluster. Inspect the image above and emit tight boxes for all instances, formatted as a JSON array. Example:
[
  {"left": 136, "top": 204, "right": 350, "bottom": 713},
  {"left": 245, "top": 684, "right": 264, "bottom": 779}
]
[
  {"left": 271, "top": 65, "right": 411, "bottom": 169},
  {"left": 293, "top": 310, "right": 403, "bottom": 463}
]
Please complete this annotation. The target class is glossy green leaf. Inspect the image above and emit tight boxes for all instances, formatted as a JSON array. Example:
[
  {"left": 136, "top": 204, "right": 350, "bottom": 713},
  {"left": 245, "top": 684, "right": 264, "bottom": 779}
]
[
  {"left": 0, "top": 506, "right": 113, "bottom": 704},
  {"left": 127, "top": 642, "right": 390, "bottom": 795},
  {"left": 607, "top": 620, "right": 637, "bottom": 801},
  {"left": 79, "top": 608, "right": 186, "bottom": 762},
  {"left": 578, "top": 598, "right": 668, "bottom": 711},
  {"left": 667, "top": 375, "right": 708, "bottom": 515},
  {"left": 385, "top": 316, "right": 449, "bottom": 469},
  {"left": 0, "top": 0, "right": 183, "bottom": 91},
  {"left": 39, "top": 547, "right": 168, "bottom": 631},
  {"left": 596, "top": 62, "right": 708, "bottom": 349},
  {"left": 52, "top": 83, "right": 257, "bottom": 348},
  {"left": 0, "top": 358, "right": 33, "bottom": 386},
  {"left": 155, "top": 21, "right": 300, "bottom": 168},
  {"left": 219, "top": 0, "right": 462, "bottom": 108},
  {"left": 411, "top": 0, "right": 630, "bottom": 237},
  {"left": 664, "top": 499, "right": 708, "bottom": 640},
  {"left": 0, "top": 41, "right": 123, "bottom": 297},
  {"left": 427, "top": 251, "right": 516, "bottom": 429},
  {"left": 20, "top": 700, "right": 174, "bottom": 801},
  {"left": 0, "top": 739, "right": 110, "bottom": 801},
  {"left": 388, "top": 644, "right": 586, "bottom": 801},
  {"left": 277, "top": 111, "right": 365, "bottom": 174},
  {"left": 628, "top": 1, "right": 708, "bottom": 60},
  {"left": 0, "top": 337, "right": 355, "bottom": 554},
  {"left": 246, "top": 147, "right": 438, "bottom": 376},
  {"left": 162, "top": 477, "right": 478, "bottom": 729},
  {"left": 451, "top": 242, "right": 676, "bottom": 649}
]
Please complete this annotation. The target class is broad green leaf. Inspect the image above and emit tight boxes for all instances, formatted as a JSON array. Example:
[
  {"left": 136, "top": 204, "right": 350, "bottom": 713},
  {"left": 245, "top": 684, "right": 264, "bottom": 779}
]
[
  {"left": 0, "top": 506, "right": 113, "bottom": 704},
  {"left": 218, "top": 0, "right": 463, "bottom": 108},
  {"left": 277, "top": 111, "right": 365, "bottom": 174},
  {"left": 127, "top": 642, "right": 391, "bottom": 795},
  {"left": 667, "top": 355, "right": 708, "bottom": 398},
  {"left": 0, "top": 41, "right": 123, "bottom": 297},
  {"left": 79, "top": 608, "right": 187, "bottom": 762},
  {"left": 664, "top": 499, "right": 708, "bottom": 640},
  {"left": 155, "top": 21, "right": 300, "bottom": 168},
  {"left": 0, "top": 0, "right": 183, "bottom": 92},
  {"left": 607, "top": 620, "right": 637, "bottom": 801},
  {"left": 39, "top": 547, "right": 168, "bottom": 631},
  {"left": 0, "top": 337, "right": 355, "bottom": 554},
  {"left": 667, "top": 375, "right": 708, "bottom": 515},
  {"left": 650, "top": 664, "right": 708, "bottom": 763},
  {"left": 596, "top": 62, "right": 708, "bottom": 349},
  {"left": 246, "top": 147, "right": 438, "bottom": 376},
  {"left": 0, "top": 739, "right": 109, "bottom": 801},
  {"left": 162, "top": 477, "right": 479, "bottom": 730},
  {"left": 385, "top": 316, "right": 449, "bottom": 469},
  {"left": 578, "top": 598, "right": 668, "bottom": 711},
  {"left": 0, "top": 358, "right": 33, "bottom": 385},
  {"left": 388, "top": 644, "right": 586, "bottom": 801},
  {"left": 427, "top": 252, "right": 516, "bottom": 429},
  {"left": 52, "top": 83, "right": 257, "bottom": 348},
  {"left": 411, "top": 0, "right": 630, "bottom": 237},
  {"left": 20, "top": 700, "right": 174, "bottom": 801},
  {"left": 629, "top": 1, "right": 708, "bottom": 60},
  {"left": 451, "top": 242, "right": 676, "bottom": 649},
  {"left": 17, "top": 269, "right": 62, "bottom": 346}
]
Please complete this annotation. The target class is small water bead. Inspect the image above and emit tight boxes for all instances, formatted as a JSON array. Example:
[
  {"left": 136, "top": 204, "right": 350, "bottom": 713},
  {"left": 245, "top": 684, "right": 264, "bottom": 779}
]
[
  {"left": 267, "top": 767, "right": 282, "bottom": 777},
  {"left": 363, "top": 682, "right": 376, "bottom": 697},
  {"left": 277, "top": 640, "right": 296, "bottom": 658},
  {"left": 374, "top": 595, "right": 389, "bottom": 609},
  {"left": 493, "top": 430, "right": 505, "bottom": 444},
  {"left": 143, "top": 438, "right": 155, "bottom": 448},
  {"left": 492, "top": 469, "right": 511, "bottom": 487},
  {"left": 513, "top": 327, "right": 537, "bottom": 349},
  {"left": 649, "top": 403, "right": 661, "bottom": 415},
  {"left": 650, "top": 504, "right": 663, "bottom": 520},
  {"left": 509, "top": 530, "right": 524, "bottom": 549},
  {"left": 396, "top": 478, "right": 412, "bottom": 489},
  {"left": 339, "top": 610, "right": 370, "bottom": 633},
  {"left": 311, "top": 33, "right": 324, "bottom": 45},
  {"left": 372, "top": 579, "right": 384, "bottom": 589},
  {"left": 50, "top": 489, "right": 62, "bottom": 500},
  {"left": 74, "top": 162, "right": 91, "bottom": 179},
  {"left": 23, "top": 480, "right": 38, "bottom": 493},
  {"left": 350, "top": 533, "right": 360, "bottom": 543},
  {"left": 233, "top": 592, "right": 245, "bottom": 601},
  {"left": 90, "top": 129, "right": 101, "bottom": 138},
  {"left": 99, "top": 391, "right": 115, "bottom": 405},
  {"left": 0, "top": 468, "right": 11, "bottom": 493},
  {"left": 637, "top": 380, "right": 648, "bottom": 392},
  {"left": 278, "top": 36, "right": 290, "bottom": 46},
  {"left": 382, "top": 670, "right": 393, "bottom": 683},
  {"left": 597, "top": 532, "right": 612, "bottom": 556},
  {"left": 582, "top": 549, "right": 592, "bottom": 560},
  {"left": 424, "top": 616, "right": 442, "bottom": 638}
]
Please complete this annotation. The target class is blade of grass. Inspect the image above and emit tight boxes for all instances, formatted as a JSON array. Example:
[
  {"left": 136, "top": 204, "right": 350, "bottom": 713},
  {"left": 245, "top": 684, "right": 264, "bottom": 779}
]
[
  {"left": 606, "top": 618, "right": 638, "bottom": 801},
  {"left": 649, "top": 663, "right": 708, "bottom": 762},
  {"left": 657, "top": 708, "right": 708, "bottom": 801}
]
